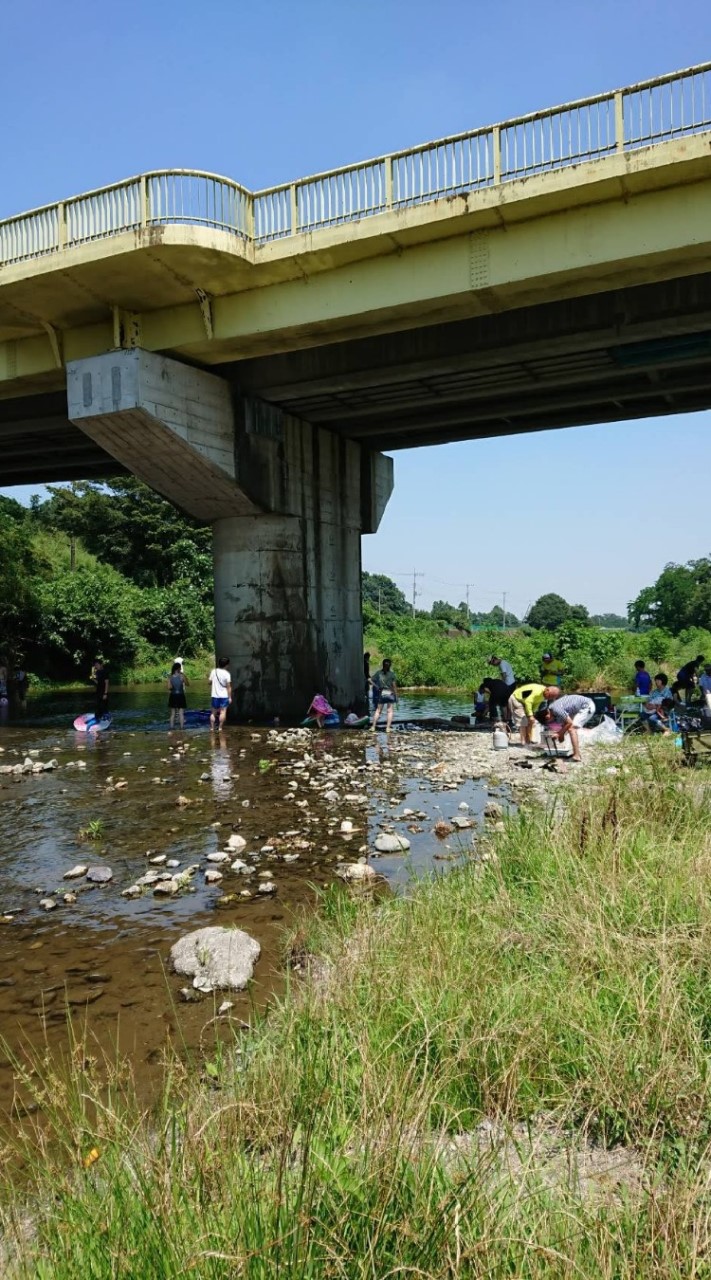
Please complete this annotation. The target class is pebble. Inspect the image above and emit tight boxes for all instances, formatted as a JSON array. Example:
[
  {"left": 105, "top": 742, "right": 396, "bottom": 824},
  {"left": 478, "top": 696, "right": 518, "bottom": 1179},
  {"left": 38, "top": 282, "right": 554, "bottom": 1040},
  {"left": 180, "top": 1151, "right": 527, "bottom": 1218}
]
[
  {"left": 39, "top": 898, "right": 57, "bottom": 911},
  {"left": 207, "top": 852, "right": 229, "bottom": 864},
  {"left": 205, "top": 870, "right": 224, "bottom": 884},
  {"left": 257, "top": 882, "right": 277, "bottom": 895},
  {"left": 63, "top": 865, "right": 88, "bottom": 880},
  {"left": 227, "top": 834, "right": 247, "bottom": 854}
]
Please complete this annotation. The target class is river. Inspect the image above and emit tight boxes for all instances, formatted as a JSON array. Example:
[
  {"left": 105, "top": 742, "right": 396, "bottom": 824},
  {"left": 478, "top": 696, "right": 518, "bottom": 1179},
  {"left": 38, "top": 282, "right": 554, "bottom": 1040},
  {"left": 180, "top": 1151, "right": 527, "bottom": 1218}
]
[{"left": 0, "top": 684, "right": 497, "bottom": 1118}]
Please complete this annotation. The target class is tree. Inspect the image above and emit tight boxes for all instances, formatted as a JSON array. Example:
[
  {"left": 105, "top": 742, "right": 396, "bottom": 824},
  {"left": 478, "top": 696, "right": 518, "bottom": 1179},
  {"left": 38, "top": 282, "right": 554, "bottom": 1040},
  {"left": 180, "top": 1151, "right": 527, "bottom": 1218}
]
[
  {"left": 39, "top": 479, "right": 212, "bottom": 597},
  {"left": 527, "top": 593, "right": 571, "bottom": 631},
  {"left": 628, "top": 558, "right": 711, "bottom": 635},
  {"left": 569, "top": 603, "right": 591, "bottom": 625},
  {"left": 590, "top": 613, "right": 628, "bottom": 629},
  {"left": 36, "top": 564, "right": 142, "bottom": 673},
  {"left": 362, "top": 572, "right": 410, "bottom": 615},
  {"left": 0, "top": 510, "right": 42, "bottom": 662}
]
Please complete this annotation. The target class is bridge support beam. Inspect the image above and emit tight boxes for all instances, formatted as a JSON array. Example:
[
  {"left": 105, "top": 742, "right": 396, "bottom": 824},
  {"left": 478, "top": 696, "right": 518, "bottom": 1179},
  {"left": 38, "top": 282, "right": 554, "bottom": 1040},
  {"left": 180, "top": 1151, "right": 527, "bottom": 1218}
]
[{"left": 67, "top": 350, "right": 393, "bottom": 716}]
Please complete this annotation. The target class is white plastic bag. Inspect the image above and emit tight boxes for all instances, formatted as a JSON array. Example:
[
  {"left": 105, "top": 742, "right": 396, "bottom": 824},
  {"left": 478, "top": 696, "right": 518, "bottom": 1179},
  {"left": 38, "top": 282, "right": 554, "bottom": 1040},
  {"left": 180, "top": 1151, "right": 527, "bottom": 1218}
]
[{"left": 579, "top": 715, "right": 622, "bottom": 745}]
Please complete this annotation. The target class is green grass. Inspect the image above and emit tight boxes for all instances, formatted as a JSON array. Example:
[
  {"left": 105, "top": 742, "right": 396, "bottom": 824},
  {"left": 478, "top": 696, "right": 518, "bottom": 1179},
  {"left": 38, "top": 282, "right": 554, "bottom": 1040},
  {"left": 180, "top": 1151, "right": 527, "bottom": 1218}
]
[{"left": 4, "top": 746, "right": 711, "bottom": 1276}]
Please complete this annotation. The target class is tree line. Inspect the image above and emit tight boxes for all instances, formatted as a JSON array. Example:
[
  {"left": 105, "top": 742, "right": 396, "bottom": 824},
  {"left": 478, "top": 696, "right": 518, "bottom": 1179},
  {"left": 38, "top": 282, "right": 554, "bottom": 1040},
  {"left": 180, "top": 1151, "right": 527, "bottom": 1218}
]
[
  {"left": 362, "top": 573, "right": 628, "bottom": 632},
  {"left": 0, "top": 479, "right": 706, "bottom": 681}
]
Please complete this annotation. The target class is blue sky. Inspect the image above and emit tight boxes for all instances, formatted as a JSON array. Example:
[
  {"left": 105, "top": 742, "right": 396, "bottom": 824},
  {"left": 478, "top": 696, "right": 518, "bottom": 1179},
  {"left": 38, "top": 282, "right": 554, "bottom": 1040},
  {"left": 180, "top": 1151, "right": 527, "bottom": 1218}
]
[{"left": 2, "top": 0, "right": 710, "bottom": 616}]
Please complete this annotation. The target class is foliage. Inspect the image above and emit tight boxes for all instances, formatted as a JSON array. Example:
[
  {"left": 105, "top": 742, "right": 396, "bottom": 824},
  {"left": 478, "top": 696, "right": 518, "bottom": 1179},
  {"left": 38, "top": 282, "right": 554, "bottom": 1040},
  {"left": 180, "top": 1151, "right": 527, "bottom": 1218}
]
[
  {"left": 429, "top": 599, "right": 520, "bottom": 629},
  {"left": 39, "top": 478, "right": 213, "bottom": 597},
  {"left": 628, "top": 556, "right": 711, "bottom": 634},
  {"left": 364, "top": 613, "right": 711, "bottom": 691},
  {"left": 590, "top": 611, "right": 628, "bottom": 628},
  {"left": 136, "top": 586, "right": 212, "bottom": 657},
  {"left": 36, "top": 565, "right": 143, "bottom": 673},
  {"left": 527, "top": 592, "right": 574, "bottom": 630},
  {"left": 0, "top": 510, "right": 43, "bottom": 662},
  {"left": 0, "top": 485, "right": 213, "bottom": 680},
  {"left": 361, "top": 571, "right": 410, "bottom": 616}
]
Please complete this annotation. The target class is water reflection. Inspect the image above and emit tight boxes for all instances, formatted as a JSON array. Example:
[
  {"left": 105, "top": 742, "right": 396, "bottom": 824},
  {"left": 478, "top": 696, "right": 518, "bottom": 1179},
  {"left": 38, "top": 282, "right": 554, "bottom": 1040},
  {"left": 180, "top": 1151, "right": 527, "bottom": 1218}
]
[{"left": 0, "top": 683, "right": 500, "bottom": 1114}]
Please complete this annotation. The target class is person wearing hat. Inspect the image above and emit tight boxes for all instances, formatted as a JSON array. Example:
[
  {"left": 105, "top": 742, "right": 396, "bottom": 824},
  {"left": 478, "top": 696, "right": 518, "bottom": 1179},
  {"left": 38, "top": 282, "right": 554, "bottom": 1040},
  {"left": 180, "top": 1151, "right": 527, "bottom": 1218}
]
[
  {"left": 540, "top": 652, "right": 564, "bottom": 688},
  {"left": 487, "top": 655, "right": 515, "bottom": 692}
]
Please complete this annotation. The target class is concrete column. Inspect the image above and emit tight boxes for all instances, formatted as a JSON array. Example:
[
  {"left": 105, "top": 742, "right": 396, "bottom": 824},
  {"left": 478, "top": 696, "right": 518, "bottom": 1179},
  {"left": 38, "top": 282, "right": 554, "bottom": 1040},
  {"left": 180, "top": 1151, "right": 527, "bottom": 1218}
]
[
  {"left": 67, "top": 351, "right": 393, "bottom": 717},
  {"left": 214, "top": 394, "right": 392, "bottom": 717},
  {"left": 213, "top": 513, "right": 362, "bottom": 717}
]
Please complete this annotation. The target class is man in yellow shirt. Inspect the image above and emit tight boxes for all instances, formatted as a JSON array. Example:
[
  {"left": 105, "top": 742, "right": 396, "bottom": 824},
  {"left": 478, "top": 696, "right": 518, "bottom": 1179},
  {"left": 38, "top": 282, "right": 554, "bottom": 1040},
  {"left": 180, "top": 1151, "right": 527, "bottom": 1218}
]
[
  {"left": 540, "top": 653, "right": 564, "bottom": 688},
  {"left": 508, "top": 682, "right": 561, "bottom": 744}
]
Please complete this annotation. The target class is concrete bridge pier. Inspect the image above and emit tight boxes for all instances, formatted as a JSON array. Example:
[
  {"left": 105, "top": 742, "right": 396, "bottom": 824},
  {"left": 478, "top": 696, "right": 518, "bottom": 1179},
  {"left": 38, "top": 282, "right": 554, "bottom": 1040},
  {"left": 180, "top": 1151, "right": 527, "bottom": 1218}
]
[{"left": 67, "top": 350, "right": 393, "bottom": 717}]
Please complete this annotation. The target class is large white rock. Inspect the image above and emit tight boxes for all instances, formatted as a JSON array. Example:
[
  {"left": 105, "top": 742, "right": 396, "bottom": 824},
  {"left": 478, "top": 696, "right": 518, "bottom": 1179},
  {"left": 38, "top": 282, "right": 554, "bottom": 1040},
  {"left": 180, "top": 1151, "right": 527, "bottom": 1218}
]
[
  {"left": 336, "top": 861, "right": 377, "bottom": 883},
  {"left": 374, "top": 833, "right": 411, "bottom": 854},
  {"left": 170, "top": 926, "right": 260, "bottom": 993},
  {"left": 227, "top": 834, "right": 247, "bottom": 854}
]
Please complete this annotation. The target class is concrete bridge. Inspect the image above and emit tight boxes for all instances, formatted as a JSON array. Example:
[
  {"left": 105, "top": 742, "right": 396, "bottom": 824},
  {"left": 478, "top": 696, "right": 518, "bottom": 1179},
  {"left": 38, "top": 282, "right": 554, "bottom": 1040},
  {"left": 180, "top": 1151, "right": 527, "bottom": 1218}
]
[{"left": 1, "top": 63, "right": 710, "bottom": 713}]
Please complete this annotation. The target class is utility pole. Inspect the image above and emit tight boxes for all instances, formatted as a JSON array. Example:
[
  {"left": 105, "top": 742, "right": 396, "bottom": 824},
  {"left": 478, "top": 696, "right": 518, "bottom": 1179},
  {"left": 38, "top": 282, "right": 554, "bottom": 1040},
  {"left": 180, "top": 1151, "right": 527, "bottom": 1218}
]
[
  {"left": 465, "top": 583, "right": 474, "bottom": 629},
  {"left": 502, "top": 592, "right": 507, "bottom": 630},
  {"left": 411, "top": 570, "right": 424, "bottom": 618},
  {"left": 378, "top": 584, "right": 382, "bottom": 616}
]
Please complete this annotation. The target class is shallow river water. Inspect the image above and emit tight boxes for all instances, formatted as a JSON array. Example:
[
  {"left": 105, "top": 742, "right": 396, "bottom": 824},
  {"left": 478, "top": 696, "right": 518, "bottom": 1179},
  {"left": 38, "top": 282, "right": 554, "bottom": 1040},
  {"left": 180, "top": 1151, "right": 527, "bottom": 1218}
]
[{"left": 0, "top": 685, "right": 499, "bottom": 1117}]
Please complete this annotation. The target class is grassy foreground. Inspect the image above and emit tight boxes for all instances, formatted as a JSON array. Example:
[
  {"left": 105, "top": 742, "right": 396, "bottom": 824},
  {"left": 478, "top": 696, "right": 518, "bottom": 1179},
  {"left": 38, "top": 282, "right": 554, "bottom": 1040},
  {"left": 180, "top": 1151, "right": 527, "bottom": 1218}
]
[{"left": 4, "top": 747, "right": 711, "bottom": 1276}]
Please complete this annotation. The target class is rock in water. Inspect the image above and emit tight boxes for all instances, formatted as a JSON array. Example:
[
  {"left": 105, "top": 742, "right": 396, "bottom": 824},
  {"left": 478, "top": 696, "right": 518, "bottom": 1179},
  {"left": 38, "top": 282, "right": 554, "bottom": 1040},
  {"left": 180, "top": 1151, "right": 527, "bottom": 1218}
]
[
  {"left": 336, "top": 862, "right": 377, "bottom": 883},
  {"left": 86, "top": 866, "right": 113, "bottom": 883},
  {"left": 484, "top": 801, "right": 504, "bottom": 820},
  {"left": 374, "top": 833, "right": 411, "bottom": 854},
  {"left": 170, "top": 926, "right": 260, "bottom": 993},
  {"left": 227, "top": 834, "right": 247, "bottom": 854},
  {"left": 63, "top": 865, "right": 88, "bottom": 879}
]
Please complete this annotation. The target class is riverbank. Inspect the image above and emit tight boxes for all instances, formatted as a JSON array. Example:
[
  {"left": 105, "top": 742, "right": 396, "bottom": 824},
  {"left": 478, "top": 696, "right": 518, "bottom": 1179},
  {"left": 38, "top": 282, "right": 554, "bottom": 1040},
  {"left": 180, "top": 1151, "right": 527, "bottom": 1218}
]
[{"left": 3, "top": 735, "right": 710, "bottom": 1276}]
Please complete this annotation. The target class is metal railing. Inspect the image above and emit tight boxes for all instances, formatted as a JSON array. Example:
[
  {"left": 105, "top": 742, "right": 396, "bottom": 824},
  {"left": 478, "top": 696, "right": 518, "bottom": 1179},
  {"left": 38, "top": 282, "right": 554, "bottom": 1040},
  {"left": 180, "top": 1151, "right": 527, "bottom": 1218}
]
[{"left": 1, "top": 63, "right": 709, "bottom": 266}]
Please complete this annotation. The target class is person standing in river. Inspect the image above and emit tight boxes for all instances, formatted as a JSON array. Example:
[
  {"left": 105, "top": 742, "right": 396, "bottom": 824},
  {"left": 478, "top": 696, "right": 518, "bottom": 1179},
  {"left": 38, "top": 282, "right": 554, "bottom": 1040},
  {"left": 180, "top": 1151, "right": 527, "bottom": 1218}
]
[
  {"left": 209, "top": 657, "right": 232, "bottom": 730},
  {"left": 371, "top": 658, "right": 398, "bottom": 732},
  {"left": 167, "top": 661, "right": 189, "bottom": 730},
  {"left": 91, "top": 657, "right": 109, "bottom": 722}
]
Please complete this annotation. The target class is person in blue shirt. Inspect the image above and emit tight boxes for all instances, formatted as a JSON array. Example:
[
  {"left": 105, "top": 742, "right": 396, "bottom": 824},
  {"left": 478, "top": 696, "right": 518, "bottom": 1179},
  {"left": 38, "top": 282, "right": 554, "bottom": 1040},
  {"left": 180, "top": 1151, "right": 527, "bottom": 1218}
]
[
  {"left": 640, "top": 674, "right": 673, "bottom": 734},
  {"left": 633, "top": 660, "right": 652, "bottom": 697}
]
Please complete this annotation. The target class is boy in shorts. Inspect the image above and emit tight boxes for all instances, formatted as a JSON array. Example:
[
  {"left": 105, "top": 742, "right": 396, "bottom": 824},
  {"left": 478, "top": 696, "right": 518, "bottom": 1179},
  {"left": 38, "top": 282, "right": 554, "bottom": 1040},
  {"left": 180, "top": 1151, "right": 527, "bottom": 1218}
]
[{"left": 209, "top": 657, "right": 232, "bottom": 730}]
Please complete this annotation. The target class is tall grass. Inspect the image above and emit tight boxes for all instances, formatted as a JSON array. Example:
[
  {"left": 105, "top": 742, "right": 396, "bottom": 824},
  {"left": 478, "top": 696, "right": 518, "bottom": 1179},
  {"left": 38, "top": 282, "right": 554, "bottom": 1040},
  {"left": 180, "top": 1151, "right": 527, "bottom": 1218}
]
[{"left": 4, "top": 746, "right": 711, "bottom": 1275}]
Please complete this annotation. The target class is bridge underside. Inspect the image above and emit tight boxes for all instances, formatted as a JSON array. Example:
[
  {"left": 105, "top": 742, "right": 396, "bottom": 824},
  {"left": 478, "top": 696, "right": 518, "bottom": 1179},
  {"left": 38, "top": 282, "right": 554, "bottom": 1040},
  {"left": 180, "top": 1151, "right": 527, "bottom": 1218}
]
[{"left": 1, "top": 271, "right": 710, "bottom": 486}]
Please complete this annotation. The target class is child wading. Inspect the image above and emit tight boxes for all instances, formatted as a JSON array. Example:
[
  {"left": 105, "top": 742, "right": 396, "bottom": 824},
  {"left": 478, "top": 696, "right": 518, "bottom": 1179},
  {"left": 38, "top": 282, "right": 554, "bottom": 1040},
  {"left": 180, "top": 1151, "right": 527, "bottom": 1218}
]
[{"left": 167, "top": 662, "right": 189, "bottom": 730}]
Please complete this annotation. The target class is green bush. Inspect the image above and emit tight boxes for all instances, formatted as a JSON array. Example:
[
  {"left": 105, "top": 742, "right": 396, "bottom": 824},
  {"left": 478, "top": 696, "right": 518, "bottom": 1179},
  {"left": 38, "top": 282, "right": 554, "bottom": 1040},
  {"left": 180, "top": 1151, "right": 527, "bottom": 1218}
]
[
  {"left": 364, "top": 617, "right": 711, "bottom": 692},
  {"left": 36, "top": 564, "right": 143, "bottom": 674},
  {"left": 136, "top": 584, "right": 212, "bottom": 655}
]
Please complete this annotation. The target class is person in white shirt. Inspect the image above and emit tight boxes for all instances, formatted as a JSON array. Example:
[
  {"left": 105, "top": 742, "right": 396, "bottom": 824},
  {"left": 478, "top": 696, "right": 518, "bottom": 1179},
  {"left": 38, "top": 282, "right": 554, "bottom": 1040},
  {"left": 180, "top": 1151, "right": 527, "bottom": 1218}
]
[
  {"left": 488, "top": 655, "right": 515, "bottom": 692},
  {"left": 208, "top": 657, "right": 232, "bottom": 730},
  {"left": 700, "top": 664, "right": 711, "bottom": 711}
]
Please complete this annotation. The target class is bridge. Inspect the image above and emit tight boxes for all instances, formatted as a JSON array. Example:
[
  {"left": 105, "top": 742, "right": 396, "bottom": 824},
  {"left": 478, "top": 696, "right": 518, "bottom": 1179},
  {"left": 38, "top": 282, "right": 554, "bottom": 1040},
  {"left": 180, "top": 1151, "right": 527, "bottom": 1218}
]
[{"left": 1, "top": 63, "right": 710, "bottom": 712}]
